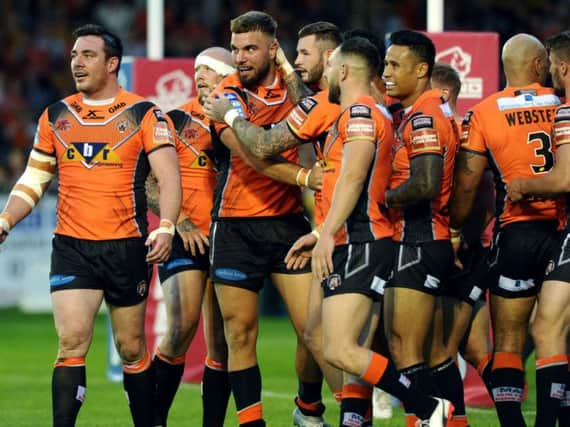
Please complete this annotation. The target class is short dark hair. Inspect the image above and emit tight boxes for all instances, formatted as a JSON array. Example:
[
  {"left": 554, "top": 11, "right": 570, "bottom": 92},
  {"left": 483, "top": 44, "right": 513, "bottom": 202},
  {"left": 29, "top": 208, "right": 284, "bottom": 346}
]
[
  {"left": 546, "top": 31, "right": 570, "bottom": 62},
  {"left": 389, "top": 30, "right": 435, "bottom": 77},
  {"left": 298, "top": 22, "right": 342, "bottom": 48},
  {"left": 72, "top": 24, "right": 123, "bottom": 74},
  {"left": 339, "top": 37, "right": 380, "bottom": 80},
  {"left": 344, "top": 28, "right": 385, "bottom": 75},
  {"left": 431, "top": 62, "right": 462, "bottom": 102},
  {"left": 230, "top": 11, "right": 277, "bottom": 37}
]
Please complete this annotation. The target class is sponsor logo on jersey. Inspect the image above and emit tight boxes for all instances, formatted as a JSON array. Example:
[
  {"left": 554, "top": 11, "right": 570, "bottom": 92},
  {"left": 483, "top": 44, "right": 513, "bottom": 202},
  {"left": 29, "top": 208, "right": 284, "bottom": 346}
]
[
  {"left": 62, "top": 142, "right": 122, "bottom": 166},
  {"left": 82, "top": 109, "right": 104, "bottom": 120},
  {"left": 153, "top": 121, "right": 174, "bottom": 145}
]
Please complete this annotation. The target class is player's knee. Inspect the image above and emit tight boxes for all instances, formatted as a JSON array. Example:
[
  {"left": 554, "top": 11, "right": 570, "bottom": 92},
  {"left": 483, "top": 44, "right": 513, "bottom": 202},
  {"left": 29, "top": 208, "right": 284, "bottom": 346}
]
[
  {"left": 302, "top": 327, "right": 320, "bottom": 354},
  {"left": 57, "top": 329, "right": 91, "bottom": 355},
  {"left": 166, "top": 319, "right": 198, "bottom": 352},
  {"left": 323, "top": 338, "right": 353, "bottom": 371},
  {"left": 223, "top": 319, "right": 256, "bottom": 351},
  {"left": 115, "top": 336, "right": 146, "bottom": 362}
]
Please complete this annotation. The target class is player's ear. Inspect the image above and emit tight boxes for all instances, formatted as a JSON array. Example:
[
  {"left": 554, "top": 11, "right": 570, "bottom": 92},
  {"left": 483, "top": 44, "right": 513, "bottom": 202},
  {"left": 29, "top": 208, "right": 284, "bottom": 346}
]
[
  {"left": 416, "top": 62, "right": 429, "bottom": 80},
  {"left": 107, "top": 56, "right": 119, "bottom": 74},
  {"left": 269, "top": 38, "right": 278, "bottom": 60}
]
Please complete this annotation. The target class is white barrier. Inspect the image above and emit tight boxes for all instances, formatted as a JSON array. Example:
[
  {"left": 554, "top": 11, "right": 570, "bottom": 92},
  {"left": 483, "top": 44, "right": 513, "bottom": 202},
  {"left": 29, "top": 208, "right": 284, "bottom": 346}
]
[{"left": 0, "top": 194, "right": 56, "bottom": 311}]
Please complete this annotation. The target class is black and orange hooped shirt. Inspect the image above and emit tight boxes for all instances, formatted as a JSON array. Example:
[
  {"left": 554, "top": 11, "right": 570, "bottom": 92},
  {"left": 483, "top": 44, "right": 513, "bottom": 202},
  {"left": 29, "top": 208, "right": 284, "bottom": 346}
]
[
  {"left": 211, "top": 72, "right": 301, "bottom": 219},
  {"left": 461, "top": 83, "right": 563, "bottom": 229},
  {"left": 389, "top": 89, "right": 459, "bottom": 243},
  {"left": 168, "top": 97, "right": 216, "bottom": 236},
  {"left": 319, "top": 96, "right": 394, "bottom": 246},
  {"left": 33, "top": 88, "right": 175, "bottom": 240}
]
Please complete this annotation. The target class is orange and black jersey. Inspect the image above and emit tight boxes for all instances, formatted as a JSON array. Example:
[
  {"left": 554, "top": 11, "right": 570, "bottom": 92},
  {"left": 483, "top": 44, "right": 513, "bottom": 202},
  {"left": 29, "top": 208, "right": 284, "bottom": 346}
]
[
  {"left": 319, "top": 96, "right": 394, "bottom": 245},
  {"left": 285, "top": 89, "right": 341, "bottom": 225},
  {"left": 211, "top": 72, "right": 300, "bottom": 219},
  {"left": 33, "top": 88, "right": 175, "bottom": 240},
  {"left": 390, "top": 89, "right": 458, "bottom": 243},
  {"left": 461, "top": 84, "right": 562, "bottom": 228},
  {"left": 168, "top": 98, "right": 216, "bottom": 236}
]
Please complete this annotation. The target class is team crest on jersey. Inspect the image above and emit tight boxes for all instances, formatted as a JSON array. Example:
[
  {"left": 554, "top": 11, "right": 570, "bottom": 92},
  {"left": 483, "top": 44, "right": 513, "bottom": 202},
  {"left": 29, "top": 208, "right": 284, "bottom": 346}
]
[
  {"left": 190, "top": 150, "right": 214, "bottom": 169},
  {"left": 55, "top": 119, "right": 71, "bottom": 132},
  {"left": 116, "top": 119, "right": 129, "bottom": 133},
  {"left": 62, "top": 142, "right": 122, "bottom": 166},
  {"left": 326, "top": 274, "right": 342, "bottom": 291},
  {"left": 183, "top": 127, "right": 199, "bottom": 140}
]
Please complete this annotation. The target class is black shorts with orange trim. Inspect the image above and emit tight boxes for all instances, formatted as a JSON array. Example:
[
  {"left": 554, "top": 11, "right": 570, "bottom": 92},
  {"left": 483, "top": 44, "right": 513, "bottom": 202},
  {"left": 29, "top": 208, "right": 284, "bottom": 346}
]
[
  {"left": 50, "top": 234, "right": 152, "bottom": 306},
  {"left": 322, "top": 238, "right": 395, "bottom": 301},
  {"left": 488, "top": 221, "right": 559, "bottom": 298},
  {"left": 209, "top": 214, "right": 312, "bottom": 292},
  {"left": 444, "top": 243, "right": 494, "bottom": 305},
  {"left": 386, "top": 240, "right": 454, "bottom": 296},
  {"left": 543, "top": 228, "right": 570, "bottom": 283},
  {"left": 158, "top": 232, "right": 209, "bottom": 282}
]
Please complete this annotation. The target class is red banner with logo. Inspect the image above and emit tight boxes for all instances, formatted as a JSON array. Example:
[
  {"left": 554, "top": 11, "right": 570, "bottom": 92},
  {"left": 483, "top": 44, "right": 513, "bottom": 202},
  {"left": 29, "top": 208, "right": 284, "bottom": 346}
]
[
  {"left": 429, "top": 32, "right": 500, "bottom": 116},
  {"left": 135, "top": 59, "right": 205, "bottom": 383}
]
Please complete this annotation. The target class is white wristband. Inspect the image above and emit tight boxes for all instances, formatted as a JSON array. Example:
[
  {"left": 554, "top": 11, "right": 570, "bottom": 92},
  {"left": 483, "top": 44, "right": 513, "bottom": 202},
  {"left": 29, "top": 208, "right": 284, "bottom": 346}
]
[
  {"left": 311, "top": 229, "right": 320, "bottom": 239},
  {"left": 224, "top": 109, "right": 240, "bottom": 128},
  {"left": 304, "top": 169, "right": 312, "bottom": 188},
  {"left": 0, "top": 212, "right": 14, "bottom": 234},
  {"left": 146, "top": 219, "right": 175, "bottom": 243}
]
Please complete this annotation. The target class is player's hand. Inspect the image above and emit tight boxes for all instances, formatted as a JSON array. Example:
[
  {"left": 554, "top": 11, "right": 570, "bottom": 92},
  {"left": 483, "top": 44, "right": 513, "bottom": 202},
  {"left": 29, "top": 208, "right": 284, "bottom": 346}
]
[
  {"left": 176, "top": 218, "right": 209, "bottom": 257},
  {"left": 145, "top": 232, "right": 173, "bottom": 264},
  {"left": 275, "top": 45, "right": 294, "bottom": 76},
  {"left": 307, "top": 161, "right": 324, "bottom": 191},
  {"left": 203, "top": 96, "right": 233, "bottom": 123},
  {"left": 285, "top": 231, "right": 318, "bottom": 270},
  {"left": 311, "top": 232, "right": 335, "bottom": 281},
  {"left": 506, "top": 179, "right": 525, "bottom": 202}
]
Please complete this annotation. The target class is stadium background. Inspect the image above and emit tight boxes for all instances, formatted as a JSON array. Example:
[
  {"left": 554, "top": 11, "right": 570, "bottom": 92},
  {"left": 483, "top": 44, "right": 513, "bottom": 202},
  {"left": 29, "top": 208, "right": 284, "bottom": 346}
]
[{"left": 0, "top": 0, "right": 567, "bottom": 425}]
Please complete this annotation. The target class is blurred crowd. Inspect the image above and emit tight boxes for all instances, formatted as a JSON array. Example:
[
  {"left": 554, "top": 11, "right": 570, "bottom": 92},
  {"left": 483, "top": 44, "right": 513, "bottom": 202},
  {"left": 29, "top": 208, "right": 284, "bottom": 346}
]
[{"left": 0, "top": 0, "right": 568, "bottom": 190}]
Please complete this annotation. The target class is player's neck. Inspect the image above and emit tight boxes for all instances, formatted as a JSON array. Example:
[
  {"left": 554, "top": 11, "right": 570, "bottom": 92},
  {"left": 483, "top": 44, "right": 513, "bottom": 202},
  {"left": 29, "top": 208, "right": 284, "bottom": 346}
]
[
  {"left": 81, "top": 80, "right": 121, "bottom": 101},
  {"left": 258, "top": 65, "right": 279, "bottom": 88},
  {"left": 341, "top": 83, "right": 371, "bottom": 110},
  {"left": 400, "top": 81, "right": 430, "bottom": 108}
]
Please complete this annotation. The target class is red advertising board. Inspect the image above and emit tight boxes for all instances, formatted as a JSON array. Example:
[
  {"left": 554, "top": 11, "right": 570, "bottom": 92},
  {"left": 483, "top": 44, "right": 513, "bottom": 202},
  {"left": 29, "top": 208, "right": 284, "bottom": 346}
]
[{"left": 429, "top": 32, "right": 500, "bottom": 116}]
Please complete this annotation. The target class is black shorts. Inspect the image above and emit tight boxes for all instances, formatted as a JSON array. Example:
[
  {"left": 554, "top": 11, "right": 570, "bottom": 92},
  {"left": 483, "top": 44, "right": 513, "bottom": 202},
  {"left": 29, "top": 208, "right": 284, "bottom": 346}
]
[
  {"left": 158, "top": 232, "right": 209, "bottom": 282},
  {"left": 209, "top": 214, "right": 312, "bottom": 292},
  {"left": 50, "top": 234, "right": 152, "bottom": 306},
  {"left": 322, "top": 238, "right": 395, "bottom": 301},
  {"left": 444, "top": 243, "right": 494, "bottom": 305},
  {"left": 386, "top": 240, "right": 454, "bottom": 296},
  {"left": 543, "top": 228, "right": 570, "bottom": 283},
  {"left": 489, "top": 221, "right": 559, "bottom": 298}
]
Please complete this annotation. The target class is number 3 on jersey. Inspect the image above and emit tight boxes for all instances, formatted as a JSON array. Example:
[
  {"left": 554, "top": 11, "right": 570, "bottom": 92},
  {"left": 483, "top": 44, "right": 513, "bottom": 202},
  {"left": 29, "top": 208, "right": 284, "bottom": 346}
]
[{"left": 527, "top": 131, "right": 554, "bottom": 174}]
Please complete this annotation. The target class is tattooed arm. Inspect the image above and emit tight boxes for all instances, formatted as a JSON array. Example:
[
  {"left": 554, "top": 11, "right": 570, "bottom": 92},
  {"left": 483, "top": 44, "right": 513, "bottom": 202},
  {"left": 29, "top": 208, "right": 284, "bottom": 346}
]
[
  {"left": 282, "top": 71, "right": 313, "bottom": 104},
  {"left": 203, "top": 97, "right": 302, "bottom": 159},
  {"left": 145, "top": 172, "right": 161, "bottom": 216},
  {"left": 449, "top": 149, "right": 488, "bottom": 229},
  {"left": 386, "top": 154, "right": 444, "bottom": 208}
]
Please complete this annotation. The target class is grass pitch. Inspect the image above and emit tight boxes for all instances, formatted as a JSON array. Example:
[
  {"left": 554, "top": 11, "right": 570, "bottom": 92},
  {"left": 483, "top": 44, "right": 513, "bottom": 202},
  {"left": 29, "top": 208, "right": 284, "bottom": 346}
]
[{"left": 0, "top": 308, "right": 535, "bottom": 426}]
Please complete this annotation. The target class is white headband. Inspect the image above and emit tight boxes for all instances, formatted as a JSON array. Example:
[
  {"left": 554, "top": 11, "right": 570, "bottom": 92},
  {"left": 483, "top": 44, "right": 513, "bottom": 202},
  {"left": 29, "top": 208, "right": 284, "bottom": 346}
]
[{"left": 195, "top": 55, "right": 235, "bottom": 77}]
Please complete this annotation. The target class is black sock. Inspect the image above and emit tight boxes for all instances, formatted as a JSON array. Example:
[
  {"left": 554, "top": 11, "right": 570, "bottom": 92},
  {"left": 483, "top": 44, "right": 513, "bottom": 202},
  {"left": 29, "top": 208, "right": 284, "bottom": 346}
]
[
  {"left": 296, "top": 380, "right": 325, "bottom": 417},
  {"left": 52, "top": 360, "right": 86, "bottom": 427},
  {"left": 229, "top": 365, "right": 265, "bottom": 426},
  {"left": 202, "top": 363, "right": 231, "bottom": 427},
  {"left": 535, "top": 356, "right": 567, "bottom": 427},
  {"left": 124, "top": 365, "right": 155, "bottom": 427},
  {"left": 559, "top": 364, "right": 570, "bottom": 427},
  {"left": 478, "top": 354, "right": 494, "bottom": 399},
  {"left": 490, "top": 353, "right": 526, "bottom": 427},
  {"left": 431, "top": 358, "right": 467, "bottom": 417},
  {"left": 340, "top": 385, "right": 372, "bottom": 427},
  {"left": 152, "top": 354, "right": 185, "bottom": 426}
]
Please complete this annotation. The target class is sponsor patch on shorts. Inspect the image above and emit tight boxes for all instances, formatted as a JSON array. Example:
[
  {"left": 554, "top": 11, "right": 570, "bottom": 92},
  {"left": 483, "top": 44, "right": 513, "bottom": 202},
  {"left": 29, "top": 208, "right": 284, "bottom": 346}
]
[
  {"left": 166, "top": 258, "right": 195, "bottom": 270},
  {"left": 215, "top": 268, "right": 247, "bottom": 281},
  {"left": 50, "top": 275, "right": 76, "bottom": 286}
]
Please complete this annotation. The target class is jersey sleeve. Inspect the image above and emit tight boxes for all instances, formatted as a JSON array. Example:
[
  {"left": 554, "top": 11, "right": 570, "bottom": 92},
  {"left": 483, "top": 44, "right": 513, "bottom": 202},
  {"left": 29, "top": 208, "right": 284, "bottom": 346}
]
[
  {"left": 459, "top": 110, "right": 487, "bottom": 154},
  {"left": 406, "top": 114, "right": 442, "bottom": 158},
  {"left": 32, "top": 110, "right": 56, "bottom": 156},
  {"left": 553, "top": 105, "right": 570, "bottom": 147},
  {"left": 141, "top": 107, "right": 175, "bottom": 154},
  {"left": 286, "top": 96, "right": 337, "bottom": 142},
  {"left": 342, "top": 104, "right": 376, "bottom": 145}
]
